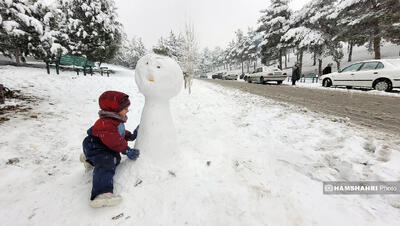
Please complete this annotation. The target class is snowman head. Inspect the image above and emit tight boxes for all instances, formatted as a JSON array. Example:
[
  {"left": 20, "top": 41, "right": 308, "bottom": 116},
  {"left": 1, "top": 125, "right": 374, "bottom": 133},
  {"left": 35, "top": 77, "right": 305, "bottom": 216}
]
[{"left": 135, "top": 54, "right": 183, "bottom": 99}]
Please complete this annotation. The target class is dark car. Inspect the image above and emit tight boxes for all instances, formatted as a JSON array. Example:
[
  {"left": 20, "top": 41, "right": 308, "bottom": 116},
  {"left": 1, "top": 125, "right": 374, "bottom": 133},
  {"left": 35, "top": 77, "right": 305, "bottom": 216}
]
[{"left": 212, "top": 73, "right": 223, "bottom": 79}]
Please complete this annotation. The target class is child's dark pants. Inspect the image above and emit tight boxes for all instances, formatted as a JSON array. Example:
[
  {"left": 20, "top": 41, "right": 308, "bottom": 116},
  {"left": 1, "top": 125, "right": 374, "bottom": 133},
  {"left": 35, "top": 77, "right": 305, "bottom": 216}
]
[{"left": 82, "top": 134, "right": 121, "bottom": 200}]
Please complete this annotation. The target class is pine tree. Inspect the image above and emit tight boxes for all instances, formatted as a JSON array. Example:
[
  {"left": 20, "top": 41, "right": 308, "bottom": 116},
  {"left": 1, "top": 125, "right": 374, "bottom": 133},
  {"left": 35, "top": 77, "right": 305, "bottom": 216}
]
[
  {"left": 0, "top": 0, "right": 43, "bottom": 64},
  {"left": 153, "top": 31, "right": 184, "bottom": 62},
  {"left": 282, "top": 0, "right": 341, "bottom": 73},
  {"left": 257, "top": 0, "right": 291, "bottom": 68},
  {"left": 57, "top": 0, "right": 122, "bottom": 63},
  {"left": 334, "top": 0, "right": 400, "bottom": 59},
  {"left": 242, "top": 27, "right": 262, "bottom": 72},
  {"left": 113, "top": 33, "right": 146, "bottom": 68},
  {"left": 29, "top": 1, "right": 68, "bottom": 62}
]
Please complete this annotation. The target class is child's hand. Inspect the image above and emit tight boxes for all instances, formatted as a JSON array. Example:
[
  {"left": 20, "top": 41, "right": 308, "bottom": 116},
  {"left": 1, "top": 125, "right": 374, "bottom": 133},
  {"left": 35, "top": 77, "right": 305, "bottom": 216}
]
[{"left": 125, "top": 148, "right": 140, "bottom": 160}]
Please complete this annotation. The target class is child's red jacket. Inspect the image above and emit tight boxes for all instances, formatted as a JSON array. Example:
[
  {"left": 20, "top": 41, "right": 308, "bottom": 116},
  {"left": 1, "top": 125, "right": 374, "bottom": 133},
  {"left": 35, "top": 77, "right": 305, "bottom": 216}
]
[{"left": 91, "top": 91, "right": 132, "bottom": 153}]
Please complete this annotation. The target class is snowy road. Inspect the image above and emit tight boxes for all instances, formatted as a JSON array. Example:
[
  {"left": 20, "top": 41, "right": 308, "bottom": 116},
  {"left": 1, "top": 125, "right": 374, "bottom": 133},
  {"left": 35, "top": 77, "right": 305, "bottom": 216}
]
[
  {"left": 204, "top": 79, "right": 400, "bottom": 137},
  {"left": 1, "top": 66, "right": 400, "bottom": 225}
]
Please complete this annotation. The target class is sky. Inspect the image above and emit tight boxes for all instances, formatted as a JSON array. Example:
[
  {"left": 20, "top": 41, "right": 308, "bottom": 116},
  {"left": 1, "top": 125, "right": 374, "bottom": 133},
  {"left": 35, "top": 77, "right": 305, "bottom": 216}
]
[{"left": 115, "top": 0, "right": 312, "bottom": 50}]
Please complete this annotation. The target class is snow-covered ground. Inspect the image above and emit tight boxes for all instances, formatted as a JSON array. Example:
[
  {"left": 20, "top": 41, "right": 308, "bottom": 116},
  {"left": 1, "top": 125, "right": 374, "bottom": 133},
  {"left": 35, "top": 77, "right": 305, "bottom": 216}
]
[
  {"left": 1, "top": 65, "right": 400, "bottom": 225},
  {"left": 281, "top": 78, "right": 400, "bottom": 97}
]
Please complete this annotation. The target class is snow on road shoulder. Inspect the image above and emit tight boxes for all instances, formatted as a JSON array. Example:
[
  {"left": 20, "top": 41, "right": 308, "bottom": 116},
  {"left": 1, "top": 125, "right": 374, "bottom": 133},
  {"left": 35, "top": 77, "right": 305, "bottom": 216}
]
[
  {"left": 0, "top": 66, "right": 399, "bottom": 225},
  {"left": 282, "top": 79, "right": 400, "bottom": 97}
]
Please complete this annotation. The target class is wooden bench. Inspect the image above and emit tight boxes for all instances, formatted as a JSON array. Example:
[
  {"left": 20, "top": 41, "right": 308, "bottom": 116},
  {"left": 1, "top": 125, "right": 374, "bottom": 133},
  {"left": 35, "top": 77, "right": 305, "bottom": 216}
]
[
  {"left": 99, "top": 67, "right": 110, "bottom": 77},
  {"left": 59, "top": 55, "right": 95, "bottom": 76},
  {"left": 45, "top": 55, "right": 95, "bottom": 75}
]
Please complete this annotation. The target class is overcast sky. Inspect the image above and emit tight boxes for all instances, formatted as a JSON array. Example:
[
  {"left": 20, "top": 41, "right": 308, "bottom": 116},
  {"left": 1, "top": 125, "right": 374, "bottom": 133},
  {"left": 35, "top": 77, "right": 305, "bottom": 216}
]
[{"left": 115, "top": 0, "right": 311, "bottom": 50}]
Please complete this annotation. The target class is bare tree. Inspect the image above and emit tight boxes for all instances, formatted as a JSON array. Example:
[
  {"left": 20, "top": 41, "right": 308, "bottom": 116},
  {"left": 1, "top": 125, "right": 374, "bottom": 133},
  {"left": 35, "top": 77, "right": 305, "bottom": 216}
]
[{"left": 181, "top": 21, "right": 198, "bottom": 94}]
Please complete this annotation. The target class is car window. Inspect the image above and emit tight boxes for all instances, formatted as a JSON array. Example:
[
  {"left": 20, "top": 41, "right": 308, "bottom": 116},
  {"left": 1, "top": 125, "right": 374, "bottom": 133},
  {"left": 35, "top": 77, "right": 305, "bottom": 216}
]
[
  {"left": 359, "top": 62, "right": 379, "bottom": 71},
  {"left": 341, "top": 63, "right": 363, "bottom": 72},
  {"left": 376, "top": 62, "right": 384, "bottom": 69}
]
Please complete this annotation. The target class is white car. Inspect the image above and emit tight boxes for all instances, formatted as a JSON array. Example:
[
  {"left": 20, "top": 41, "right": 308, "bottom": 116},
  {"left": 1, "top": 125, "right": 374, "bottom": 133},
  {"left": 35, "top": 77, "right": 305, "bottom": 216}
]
[
  {"left": 222, "top": 73, "right": 238, "bottom": 80},
  {"left": 320, "top": 59, "right": 400, "bottom": 92},
  {"left": 245, "top": 67, "right": 287, "bottom": 84}
]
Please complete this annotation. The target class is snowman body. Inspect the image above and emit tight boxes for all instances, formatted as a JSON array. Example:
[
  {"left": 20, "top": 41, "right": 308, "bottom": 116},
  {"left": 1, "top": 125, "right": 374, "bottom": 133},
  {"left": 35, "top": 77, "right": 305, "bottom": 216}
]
[{"left": 134, "top": 54, "right": 183, "bottom": 165}]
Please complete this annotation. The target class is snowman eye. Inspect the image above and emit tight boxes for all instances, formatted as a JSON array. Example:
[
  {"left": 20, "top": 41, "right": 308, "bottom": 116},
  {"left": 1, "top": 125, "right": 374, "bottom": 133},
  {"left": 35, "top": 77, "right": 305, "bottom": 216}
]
[{"left": 157, "top": 66, "right": 161, "bottom": 69}]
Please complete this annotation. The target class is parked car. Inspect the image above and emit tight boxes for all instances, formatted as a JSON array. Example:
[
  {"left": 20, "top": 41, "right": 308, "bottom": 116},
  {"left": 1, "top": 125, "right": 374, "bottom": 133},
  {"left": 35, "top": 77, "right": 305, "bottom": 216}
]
[
  {"left": 212, "top": 72, "right": 225, "bottom": 79},
  {"left": 222, "top": 73, "right": 238, "bottom": 80},
  {"left": 199, "top": 74, "right": 208, "bottom": 79},
  {"left": 319, "top": 59, "right": 400, "bottom": 92},
  {"left": 245, "top": 67, "right": 287, "bottom": 84}
]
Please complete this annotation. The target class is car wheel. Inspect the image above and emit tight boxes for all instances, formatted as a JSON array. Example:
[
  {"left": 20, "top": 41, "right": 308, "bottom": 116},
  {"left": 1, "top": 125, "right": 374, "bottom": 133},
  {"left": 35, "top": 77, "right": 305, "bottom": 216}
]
[
  {"left": 277, "top": 81, "right": 283, "bottom": 85},
  {"left": 248, "top": 78, "right": 252, "bottom": 83},
  {"left": 373, "top": 79, "right": 392, "bottom": 92},
  {"left": 323, "top": 78, "right": 332, "bottom": 87},
  {"left": 260, "top": 77, "right": 264, "bottom": 84},
  {"left": 346, "top": 86, "right": 352, "bottom": 89}
]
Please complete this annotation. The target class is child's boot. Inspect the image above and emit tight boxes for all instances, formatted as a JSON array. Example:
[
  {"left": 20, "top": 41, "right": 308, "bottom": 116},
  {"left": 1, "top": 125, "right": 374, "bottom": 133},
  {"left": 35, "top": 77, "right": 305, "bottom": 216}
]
[
  {"left": 80, "top": 153, "right": 94, "bottom": 171},
  {"left": 90, "top": 193, "right": 122, "bottom": 208}
]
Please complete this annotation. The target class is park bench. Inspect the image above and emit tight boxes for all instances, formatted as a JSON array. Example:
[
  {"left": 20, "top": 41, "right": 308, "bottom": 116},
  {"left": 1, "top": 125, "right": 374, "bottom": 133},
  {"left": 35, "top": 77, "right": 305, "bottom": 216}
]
[
  {"left": 99, "top": 66, "right": 110, "bottom": 77},
  {"left": 45, "top": 55, "right": 95, "bottom": 75},
  {"left": 59, "top": 55, "right": 95, "bottom": 76},
  {"left": 300, "top": 73, "right": 319, "bottom": 83}
]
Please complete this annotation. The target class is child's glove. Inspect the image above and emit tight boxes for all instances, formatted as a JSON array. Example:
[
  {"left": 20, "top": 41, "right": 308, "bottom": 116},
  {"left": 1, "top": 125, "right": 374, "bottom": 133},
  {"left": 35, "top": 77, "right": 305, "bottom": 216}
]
[
  {"left": 127, "top": 125, "right": 139, "bottom": 141},
  {"left": 124, "top": 147, "right": 140, "bottom": 160}
]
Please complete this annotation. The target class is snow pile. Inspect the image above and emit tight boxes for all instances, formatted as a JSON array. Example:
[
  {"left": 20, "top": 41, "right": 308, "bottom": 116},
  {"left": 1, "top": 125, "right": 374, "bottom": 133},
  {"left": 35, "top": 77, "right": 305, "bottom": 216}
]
[{"left": 0, "top": 65, "right": 399, "bottom": 225}]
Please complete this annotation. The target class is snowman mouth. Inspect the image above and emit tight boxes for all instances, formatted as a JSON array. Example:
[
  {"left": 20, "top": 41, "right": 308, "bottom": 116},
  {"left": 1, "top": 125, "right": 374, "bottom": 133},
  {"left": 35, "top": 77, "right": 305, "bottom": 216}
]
[{"left": 146, "top": 75, "right": 154, "bottom": 82}]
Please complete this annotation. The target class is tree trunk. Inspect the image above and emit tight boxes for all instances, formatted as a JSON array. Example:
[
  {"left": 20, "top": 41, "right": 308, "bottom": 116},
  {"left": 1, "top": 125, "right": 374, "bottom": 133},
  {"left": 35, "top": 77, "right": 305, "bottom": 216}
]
[
  {"left": 313, "top": 52, "right": 317, "bottom": 66},
  {"left": 0, "top": 84, "right": 4, "bottom": 104},
  {"left": 13, "top": 50, "right": 21, "bottom": 65},
  {"left": 284, "top": 52, "right": 287, "bottom": 69},
  {"left": 279, "top": 49, "right": 283, "bottom": 70},
  {"left": 254, "top": 61, "right": 257, "bottom": 72},
  {"left": 348, "top": 41, "right": 353, "bottom": 62},
  {"left": 299, "top": 50, "right": 303, "bottom": 75},
  {"left": 373, "top": 35, "right": 381, "bottom": 59},
  {"left": 241, "top": 58, "right": 244, "bottom": 75},
  {"left": 318, "top": 59, "right": 323, "bottom": 76},
  {"left": 287, "top": 51, "right": 290, "bottom": 63},
  {"left": 335, "top": 60, "right": 341, "bottom": 72}
]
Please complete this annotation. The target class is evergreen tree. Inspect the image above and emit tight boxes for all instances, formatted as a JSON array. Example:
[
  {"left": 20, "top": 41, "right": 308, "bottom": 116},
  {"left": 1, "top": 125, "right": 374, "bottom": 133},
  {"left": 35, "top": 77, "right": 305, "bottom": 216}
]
[
  {"left": 113, "top": 34, "right": 146, "bottom": 68},
  {"left": 57, "top": 0, "right": 122, "bottom": 63},
  {"left": 0, "top": 0, "right": 43, "bottom": 64},
  {"left": 152, "top": 31, "right": 184, "bottom": 62},
  {"left": 242, "top": 27, "right": 262, "bottom": 72},
  {"left": 282, "top": 0, "right": 341, "bottom": 73},
  {"left": 257, "top": 0, "right": 291, "bottom": 68},
  {"left": 334, "top": 0, "right": 400, "bottom": 59},
  {"left": 29, "top": 1, "right": 68, "bottom": 62},
  {"left": 211, "top": 46, "right": 224, "bottom": 71}
]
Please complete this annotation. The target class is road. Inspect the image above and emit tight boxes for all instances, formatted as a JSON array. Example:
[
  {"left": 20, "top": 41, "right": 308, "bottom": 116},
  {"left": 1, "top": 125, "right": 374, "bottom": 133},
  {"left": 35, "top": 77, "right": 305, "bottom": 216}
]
[{"left": 202, "top": 79, "right": 400, "bottom": 136}]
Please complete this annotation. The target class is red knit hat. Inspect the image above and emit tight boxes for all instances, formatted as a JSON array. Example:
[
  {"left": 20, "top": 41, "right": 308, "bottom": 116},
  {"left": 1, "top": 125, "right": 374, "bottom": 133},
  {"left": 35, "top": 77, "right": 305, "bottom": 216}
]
[{"left": 99, "top": 91, "right": 131, "bottom": 113}]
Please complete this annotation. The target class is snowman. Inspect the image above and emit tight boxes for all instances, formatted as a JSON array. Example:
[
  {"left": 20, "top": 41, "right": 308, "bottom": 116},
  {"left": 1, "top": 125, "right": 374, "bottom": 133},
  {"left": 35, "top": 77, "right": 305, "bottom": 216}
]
[{"left": 133, "top": 54, "right": 183, "bottom": 165}]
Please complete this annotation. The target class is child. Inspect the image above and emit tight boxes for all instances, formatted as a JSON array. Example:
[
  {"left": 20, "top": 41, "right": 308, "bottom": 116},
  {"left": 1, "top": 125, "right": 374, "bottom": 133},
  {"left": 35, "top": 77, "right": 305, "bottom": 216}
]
[{"left": 80, "top": 91, "right": 140, "bottom": 208}]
